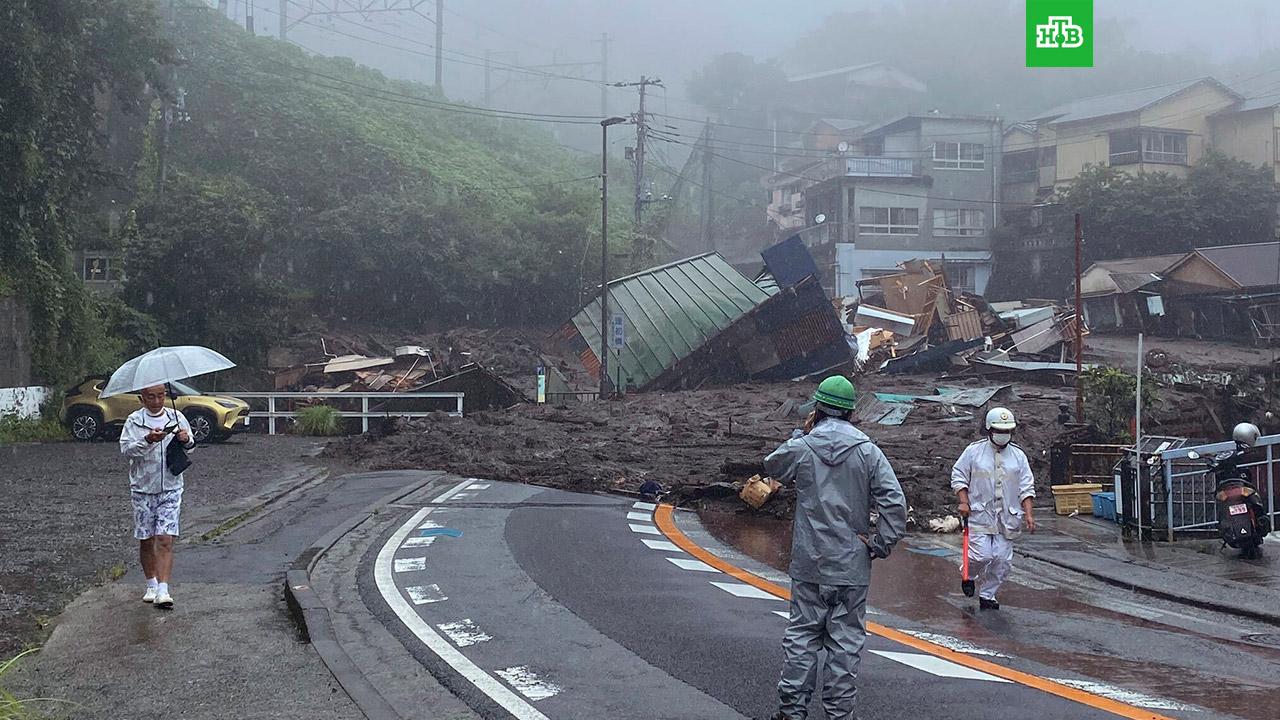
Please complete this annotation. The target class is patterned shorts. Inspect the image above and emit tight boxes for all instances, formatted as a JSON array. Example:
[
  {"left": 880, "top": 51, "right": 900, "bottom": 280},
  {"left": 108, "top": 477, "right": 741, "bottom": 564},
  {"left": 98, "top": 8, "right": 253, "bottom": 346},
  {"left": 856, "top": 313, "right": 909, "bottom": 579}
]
[{"left": 131, "top": 489, "right": 183, "bottom": 540}]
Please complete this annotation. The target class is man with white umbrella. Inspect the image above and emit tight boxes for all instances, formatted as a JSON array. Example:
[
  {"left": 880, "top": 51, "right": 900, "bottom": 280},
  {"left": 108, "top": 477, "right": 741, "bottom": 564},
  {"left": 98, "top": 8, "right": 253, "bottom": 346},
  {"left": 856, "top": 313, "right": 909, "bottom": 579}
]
[
  {"left": 121, "top": 384, "right": 195, "bottom": 608},
  {"left": 105, "top": 345, "right": 236, "bottom": 610}
]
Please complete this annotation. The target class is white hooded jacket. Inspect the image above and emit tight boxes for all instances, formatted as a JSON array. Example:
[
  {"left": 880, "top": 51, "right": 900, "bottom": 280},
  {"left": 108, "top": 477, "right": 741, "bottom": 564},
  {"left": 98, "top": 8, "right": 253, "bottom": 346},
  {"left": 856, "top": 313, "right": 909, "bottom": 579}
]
[{"left": 950, "top": 439, "right": 1035, "bottom": 538}]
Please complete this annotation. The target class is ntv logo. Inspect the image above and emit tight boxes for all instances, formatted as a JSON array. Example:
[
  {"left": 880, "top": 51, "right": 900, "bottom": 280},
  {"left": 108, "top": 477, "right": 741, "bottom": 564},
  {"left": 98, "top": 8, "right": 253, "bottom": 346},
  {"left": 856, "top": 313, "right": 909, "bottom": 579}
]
[
  {"left": 1035, "top": 16, "right": 1085, "bottom": 49},
  {"left": 1026, "top": 1, "right": 1093, "bottom": 67}
]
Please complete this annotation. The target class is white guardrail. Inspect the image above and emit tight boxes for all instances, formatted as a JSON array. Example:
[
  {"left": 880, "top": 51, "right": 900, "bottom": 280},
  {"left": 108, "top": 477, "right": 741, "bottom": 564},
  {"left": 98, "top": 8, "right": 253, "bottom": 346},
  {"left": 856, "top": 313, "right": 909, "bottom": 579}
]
[{"left": 231, "top": 391, "right": 464, "bottom": 435}]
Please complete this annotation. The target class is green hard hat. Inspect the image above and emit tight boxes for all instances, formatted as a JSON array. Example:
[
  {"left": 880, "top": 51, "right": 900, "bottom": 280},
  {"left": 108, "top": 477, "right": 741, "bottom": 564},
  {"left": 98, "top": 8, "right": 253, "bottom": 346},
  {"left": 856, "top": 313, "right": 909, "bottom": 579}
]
[{"left": 814, "top": 375, "right": 857, "bottom": 411}]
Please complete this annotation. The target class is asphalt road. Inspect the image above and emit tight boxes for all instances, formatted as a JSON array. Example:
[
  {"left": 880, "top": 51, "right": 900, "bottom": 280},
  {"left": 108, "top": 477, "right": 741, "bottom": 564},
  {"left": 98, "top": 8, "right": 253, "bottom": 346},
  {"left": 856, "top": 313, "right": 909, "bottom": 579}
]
[{"left": 365, "top": 478, "right": 1222, "bottom": 720}]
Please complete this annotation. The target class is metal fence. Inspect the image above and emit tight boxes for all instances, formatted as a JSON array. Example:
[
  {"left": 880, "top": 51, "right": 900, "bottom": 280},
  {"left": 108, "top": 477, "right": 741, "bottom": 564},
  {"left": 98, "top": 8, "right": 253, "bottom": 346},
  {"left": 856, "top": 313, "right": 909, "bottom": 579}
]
[
  {"left": 1124, "top": 435, "right": 1280, "bottom": 540},
  {"left": 232, "top": 391, "right": 464, "bottom": 434}
]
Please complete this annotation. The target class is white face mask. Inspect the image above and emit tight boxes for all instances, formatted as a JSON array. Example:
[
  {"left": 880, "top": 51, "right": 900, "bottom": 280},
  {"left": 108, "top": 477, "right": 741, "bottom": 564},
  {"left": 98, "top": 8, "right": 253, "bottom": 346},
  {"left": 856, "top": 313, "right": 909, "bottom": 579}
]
[{"left": 991, "top": 432, "right": 1012, "bottom": 447}]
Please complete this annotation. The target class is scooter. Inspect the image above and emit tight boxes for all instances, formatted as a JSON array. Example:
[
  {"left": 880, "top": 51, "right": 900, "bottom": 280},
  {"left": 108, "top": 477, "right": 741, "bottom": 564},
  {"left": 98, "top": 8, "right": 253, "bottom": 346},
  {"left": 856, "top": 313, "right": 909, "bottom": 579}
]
[{"left": 1187, "top": 445, "right": 1271, "bottom": 559}]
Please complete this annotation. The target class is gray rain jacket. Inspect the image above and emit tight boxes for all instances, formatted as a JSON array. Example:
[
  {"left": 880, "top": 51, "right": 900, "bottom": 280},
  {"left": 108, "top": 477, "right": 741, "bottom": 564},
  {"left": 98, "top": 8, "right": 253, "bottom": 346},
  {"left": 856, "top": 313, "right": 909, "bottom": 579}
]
[{"left": 765, "top": 419, "right": 907, "bottom": 586}]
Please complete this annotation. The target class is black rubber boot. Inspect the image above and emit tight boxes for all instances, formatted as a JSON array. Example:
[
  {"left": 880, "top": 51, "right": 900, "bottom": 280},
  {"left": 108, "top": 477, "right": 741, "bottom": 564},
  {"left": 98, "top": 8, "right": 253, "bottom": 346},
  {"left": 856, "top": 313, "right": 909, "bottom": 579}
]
[{"left": 979, "top": 597, "right": 1001, "bottom": 610}]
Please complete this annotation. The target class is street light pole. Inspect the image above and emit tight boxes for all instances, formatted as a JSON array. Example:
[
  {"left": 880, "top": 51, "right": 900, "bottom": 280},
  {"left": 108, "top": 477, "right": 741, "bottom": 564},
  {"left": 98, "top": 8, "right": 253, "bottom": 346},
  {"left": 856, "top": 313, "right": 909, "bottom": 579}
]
[{"left": 599, "top": 116, "right": 627, "bottom": 399}]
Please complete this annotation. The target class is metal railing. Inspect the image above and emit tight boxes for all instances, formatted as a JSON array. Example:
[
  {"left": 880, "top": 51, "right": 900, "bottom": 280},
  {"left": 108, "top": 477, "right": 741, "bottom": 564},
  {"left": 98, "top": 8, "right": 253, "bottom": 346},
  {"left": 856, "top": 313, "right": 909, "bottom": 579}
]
[
  {"left": 845, "top": 156, "right": 917, "bottom": 177},
  {"left": 232, "top": 391, "right": 464, "bottom": 435},
  {"left": 1134, "top": 435, "right": 1280, "bottom": 540}
]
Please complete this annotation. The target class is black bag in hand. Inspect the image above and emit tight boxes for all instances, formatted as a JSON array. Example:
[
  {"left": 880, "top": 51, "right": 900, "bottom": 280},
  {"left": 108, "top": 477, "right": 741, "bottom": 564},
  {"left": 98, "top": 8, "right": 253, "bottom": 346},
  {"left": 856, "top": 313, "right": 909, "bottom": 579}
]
[
  {"left": 164, "top": 411, "right": 192, "bottom": 476},
  {"left": 166, "top": 435, "right": 192, "bottom": 476}
]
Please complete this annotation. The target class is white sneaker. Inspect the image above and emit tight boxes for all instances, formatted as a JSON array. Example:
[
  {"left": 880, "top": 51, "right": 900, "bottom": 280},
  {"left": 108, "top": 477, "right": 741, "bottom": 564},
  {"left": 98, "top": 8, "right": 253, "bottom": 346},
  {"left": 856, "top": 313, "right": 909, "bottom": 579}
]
[
  {"left": 142, "top": 586, "right": 158, "bottom": 603},
  {"left": 154, "top": 592, "right": 174, "bottom": 609}
]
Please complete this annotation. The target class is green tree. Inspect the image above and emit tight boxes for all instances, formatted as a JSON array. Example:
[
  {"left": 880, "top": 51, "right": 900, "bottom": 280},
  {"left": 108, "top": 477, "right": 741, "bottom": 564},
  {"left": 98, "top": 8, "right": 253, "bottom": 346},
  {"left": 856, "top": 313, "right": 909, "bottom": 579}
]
[
  {"left": 1081, "top": 366, "right": 1159, "bottom": 441},
  {"left": 0, "top": 0, "right": 172, "bottom": 382}
]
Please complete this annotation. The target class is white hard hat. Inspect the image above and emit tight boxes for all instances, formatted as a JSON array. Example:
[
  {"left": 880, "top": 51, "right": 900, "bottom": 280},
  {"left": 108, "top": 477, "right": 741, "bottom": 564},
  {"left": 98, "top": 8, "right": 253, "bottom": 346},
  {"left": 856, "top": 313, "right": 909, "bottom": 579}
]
[
  {"left": 1233, "top": 422, "right": 1261, "bottom": 447},
  {"left": 985, "top": 407, "right": 1017, "bottom": 431}
]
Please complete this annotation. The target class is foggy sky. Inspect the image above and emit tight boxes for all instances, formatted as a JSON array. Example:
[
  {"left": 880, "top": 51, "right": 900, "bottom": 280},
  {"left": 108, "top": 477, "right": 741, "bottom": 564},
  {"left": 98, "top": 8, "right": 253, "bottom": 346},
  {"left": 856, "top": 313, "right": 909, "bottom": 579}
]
[{"left": 222, "top": 0, "right": 1279, "bottom": 141}]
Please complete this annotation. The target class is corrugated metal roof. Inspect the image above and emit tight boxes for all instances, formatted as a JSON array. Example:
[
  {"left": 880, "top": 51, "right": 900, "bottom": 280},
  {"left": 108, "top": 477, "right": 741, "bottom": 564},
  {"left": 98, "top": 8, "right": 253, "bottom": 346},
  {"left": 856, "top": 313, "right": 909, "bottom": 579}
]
[
  {"left": 1195, "top": 242, "right": 1280, "bottom": 289},
  {"left": 1031, "top": 78, "right": 1229, "bottom": 125},
  {"left": 570, "top": 253, "right": 773, "bottom": 389}
]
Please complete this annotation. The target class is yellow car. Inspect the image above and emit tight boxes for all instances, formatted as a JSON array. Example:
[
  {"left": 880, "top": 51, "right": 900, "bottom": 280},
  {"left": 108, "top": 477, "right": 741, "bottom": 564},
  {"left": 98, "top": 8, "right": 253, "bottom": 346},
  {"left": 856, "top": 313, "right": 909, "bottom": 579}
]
[{"left": 61, "top": 377, "right": 250, "bottom": 443}]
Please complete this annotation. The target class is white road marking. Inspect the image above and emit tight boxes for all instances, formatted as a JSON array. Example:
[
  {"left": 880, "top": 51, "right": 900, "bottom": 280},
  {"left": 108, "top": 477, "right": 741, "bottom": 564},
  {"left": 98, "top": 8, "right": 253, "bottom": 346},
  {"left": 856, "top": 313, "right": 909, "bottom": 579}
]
[
  {"left": 375, "top": 484, "right": 551, "bottom": 720},
  {"left": 866, "top": 607, "right": 885, "bottom": 616},
  {"left": 419, "top": 519, "right": 443, "bottom": 530},
  {"left": 467, "top": 482, "right": 491, "bottom": 490},
  {"left": 453, "top": 492, "right": 474, "bottom": 499},
  {"left": 406, "top": 584, "right": 447, "bottom": 605},
  {"left": 898, "top": 630, "right": 1009, "bottom": 657},
  {"left": 496, "top": 666, "right": 562, "bottom": 702},
  {"left": 709, "top": 581, "right": 787, "bottom": 601},
  {"left": 632, "top": 501, "right": 657, "bottom": 511},
  {"left": 666, "top": 557, "right": 721, "bottom": 573},
  {"left": 640, "top": 539, "right": 684, "bottom": 552},
  {"left": 402, "top": 536, "right": 437, "bottom": 548},
  {"left": 1048, "top": 678, "right": 1193, "bottom": 711},
  {"left": 626, "top": 511, "right": 653, "bottom": 521},
  {"left": 437, "top": 619, "right": 493, "bottom": 647},
  {"left": 394, "top": 557, "right": 426, "bottom": 573},
  {"left": 870, "top": 651, "right": 1010, "bottom": 682},
  {"left": 629, "top": 523, "right": 661, "bottom": 535},
  {"left": 773, "top": 610, "right": 790, "bottom": 619}
]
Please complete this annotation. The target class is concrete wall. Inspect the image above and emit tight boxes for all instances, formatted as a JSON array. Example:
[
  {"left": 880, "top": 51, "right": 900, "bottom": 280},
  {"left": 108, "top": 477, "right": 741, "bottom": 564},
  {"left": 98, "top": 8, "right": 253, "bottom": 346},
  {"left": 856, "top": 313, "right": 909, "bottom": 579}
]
[
  {"left": 0, "top": 386, "right": 52, "bottom": 419},
  {"left": 0, "top": 296, "right": 32, "bottom": 387}
]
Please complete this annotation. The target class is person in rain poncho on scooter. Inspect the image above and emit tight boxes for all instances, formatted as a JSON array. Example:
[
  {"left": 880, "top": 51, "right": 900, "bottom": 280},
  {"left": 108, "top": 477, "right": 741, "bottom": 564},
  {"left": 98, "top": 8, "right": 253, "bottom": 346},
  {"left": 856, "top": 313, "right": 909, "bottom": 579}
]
[
  {"left": 764, "top": 376, "right": 907, "bottom": 720},
  {"left": 951, "top": 407, "right": 1037, "bottom": 610}
]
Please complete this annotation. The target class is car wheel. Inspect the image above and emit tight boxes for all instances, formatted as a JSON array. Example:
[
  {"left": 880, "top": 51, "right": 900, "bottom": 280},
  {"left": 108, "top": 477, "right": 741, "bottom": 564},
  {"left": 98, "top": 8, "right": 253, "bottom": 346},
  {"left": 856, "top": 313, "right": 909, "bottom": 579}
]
[
  {"left": 185, "top": 409, "right": 215, "bottom": 444},
  {"left": 68, "top": 408, "right": 103, "bottom": 441}
]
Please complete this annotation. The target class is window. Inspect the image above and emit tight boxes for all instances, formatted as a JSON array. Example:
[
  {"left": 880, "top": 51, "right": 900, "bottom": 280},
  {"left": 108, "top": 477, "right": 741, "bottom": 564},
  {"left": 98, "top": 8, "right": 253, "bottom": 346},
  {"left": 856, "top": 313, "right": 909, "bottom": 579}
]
[
  {"left": 1143, "top": 132, "right": 1187, "bottom": 164},
  {"left": 859, "top": 206, "right": 919, "bottom": 235},
  {"left": 1038, "top": 145, "right": 1056, "bottom": 167},
  {"left": 944, "top": 264, "right": 976, "bottom": 294},
  {"left": 933, "top": 208, "right": 987, "bottom": 236},
  {"left": 933, "top": 142, "right": 985, "bottom": 169},
  {"left": 1110, "top": 129, "right": 1188, "bottom": 165},
  {"left": 82, "top": 254, "right": 118, "bottom": 282}
]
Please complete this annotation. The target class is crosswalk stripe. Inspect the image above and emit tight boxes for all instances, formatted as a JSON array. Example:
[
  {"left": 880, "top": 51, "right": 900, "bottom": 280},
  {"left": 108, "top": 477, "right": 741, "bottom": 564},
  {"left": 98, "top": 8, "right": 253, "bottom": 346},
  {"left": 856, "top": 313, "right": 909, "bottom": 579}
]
[
  {"left": 632, "top": 501, "right": 657, "bottom": 511},
  {"left": 405, "top": 584, "right": 448, "bottom": 605},
  {"left": 666, "top": 557, "right": 720, "bottom": 573},
  {"left": 641, "top": 539, "right": 684, "bottom": 552},
  {"left": 709, "top": 581, "right": 787, "bottom": 601},
  {"left": 629, "top": 523, "right": 661, "bottom": 535},
  {"left": 626, "top": 511, "right": 653, "bottom": 521},
  {"left": 871, "top": 651, "right": 1010, "bottom": 682},
  {"left": 394, "top": 557, "right": 426, "bottom": 573}
]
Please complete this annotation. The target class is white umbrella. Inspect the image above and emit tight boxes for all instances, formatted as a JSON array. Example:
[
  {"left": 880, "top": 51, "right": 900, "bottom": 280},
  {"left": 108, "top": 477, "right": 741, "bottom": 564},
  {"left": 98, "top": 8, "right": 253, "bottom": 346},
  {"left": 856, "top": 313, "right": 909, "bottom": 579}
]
[{"left": 100, "top": 346, "right": 237, "bottom": 398}]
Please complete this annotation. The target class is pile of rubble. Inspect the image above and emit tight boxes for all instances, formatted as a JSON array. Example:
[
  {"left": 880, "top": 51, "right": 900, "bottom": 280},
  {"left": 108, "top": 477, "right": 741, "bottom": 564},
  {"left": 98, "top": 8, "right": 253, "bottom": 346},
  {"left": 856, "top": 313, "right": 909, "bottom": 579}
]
[{"left": 848, "top": 259, "right": 1089, "bottom": 381}]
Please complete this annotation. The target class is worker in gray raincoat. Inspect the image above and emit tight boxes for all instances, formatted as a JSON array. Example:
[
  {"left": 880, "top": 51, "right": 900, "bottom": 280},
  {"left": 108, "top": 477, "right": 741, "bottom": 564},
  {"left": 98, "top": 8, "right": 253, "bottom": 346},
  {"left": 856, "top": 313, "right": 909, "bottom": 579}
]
[{"left": 764, "top": 376, "right": 908, "bottom": 720}]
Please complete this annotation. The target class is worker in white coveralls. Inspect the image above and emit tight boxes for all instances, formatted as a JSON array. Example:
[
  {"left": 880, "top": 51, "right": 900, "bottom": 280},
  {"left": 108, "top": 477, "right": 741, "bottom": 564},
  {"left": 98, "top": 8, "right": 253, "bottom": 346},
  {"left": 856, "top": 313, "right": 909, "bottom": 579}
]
[
  {"left": 764, "top": 376, "right": 908, "bottom": 720},
  {"left": 951, "top": 407, "right": 1037, "bottom": 610}
]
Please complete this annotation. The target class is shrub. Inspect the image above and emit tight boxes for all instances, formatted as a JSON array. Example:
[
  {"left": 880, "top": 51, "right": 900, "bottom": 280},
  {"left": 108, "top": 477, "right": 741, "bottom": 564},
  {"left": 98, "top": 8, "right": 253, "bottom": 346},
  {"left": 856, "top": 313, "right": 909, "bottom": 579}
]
[
  {"left": 1080, "top": 366, "right": 1159, "bottom": 442},
  {"left": 0, "top": 415, "right": 69, "bottom": 444},
  {"left": 294, "top": 405, "right": 343, "bottom": 436},
  {"left": 0, "top": 648, "right": 71, "bottom": 719}
]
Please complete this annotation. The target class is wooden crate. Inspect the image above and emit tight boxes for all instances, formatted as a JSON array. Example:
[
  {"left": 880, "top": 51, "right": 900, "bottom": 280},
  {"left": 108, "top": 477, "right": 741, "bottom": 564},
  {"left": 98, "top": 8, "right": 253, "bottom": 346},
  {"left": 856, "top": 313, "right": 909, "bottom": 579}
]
[{"left": 1051, "top": 483, "right": 1103, "bottom": 515}]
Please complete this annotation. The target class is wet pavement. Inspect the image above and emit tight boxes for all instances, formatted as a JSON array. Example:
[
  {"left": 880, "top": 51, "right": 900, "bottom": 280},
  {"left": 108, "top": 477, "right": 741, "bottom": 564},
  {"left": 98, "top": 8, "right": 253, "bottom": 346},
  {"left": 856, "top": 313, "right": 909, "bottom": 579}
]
[{"left": 699, "top": 507, "right": 1280, "bottom": 720}]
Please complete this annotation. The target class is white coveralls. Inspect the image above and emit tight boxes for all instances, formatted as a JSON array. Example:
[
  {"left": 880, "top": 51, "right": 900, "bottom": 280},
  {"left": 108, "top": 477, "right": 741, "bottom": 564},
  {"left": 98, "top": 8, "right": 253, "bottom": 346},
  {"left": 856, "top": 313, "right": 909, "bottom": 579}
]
[{"left": 950, "top": 440, "right": 1035, "bottom": 601}]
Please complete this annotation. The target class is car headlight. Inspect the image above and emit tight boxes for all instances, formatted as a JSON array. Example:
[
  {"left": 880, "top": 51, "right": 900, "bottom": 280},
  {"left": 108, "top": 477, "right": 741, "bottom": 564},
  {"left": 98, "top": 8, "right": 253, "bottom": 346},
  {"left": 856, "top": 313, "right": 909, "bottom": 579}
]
[{"left": 216, "top": 400, "right": 240, "bottom": 409}]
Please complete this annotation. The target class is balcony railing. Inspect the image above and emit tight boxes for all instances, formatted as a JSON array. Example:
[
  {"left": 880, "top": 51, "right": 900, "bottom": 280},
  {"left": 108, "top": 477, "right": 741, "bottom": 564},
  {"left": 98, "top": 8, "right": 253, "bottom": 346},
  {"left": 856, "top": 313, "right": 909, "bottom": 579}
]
[
  {"left": 1110, "top": 150, "right": 1187, "bottom": 166},
  {"left": 845, "top": 156, "right": 917, "bottom": 177},
  {"left": 1002, "top": 169, "right": 1037, "bottom": 184}
]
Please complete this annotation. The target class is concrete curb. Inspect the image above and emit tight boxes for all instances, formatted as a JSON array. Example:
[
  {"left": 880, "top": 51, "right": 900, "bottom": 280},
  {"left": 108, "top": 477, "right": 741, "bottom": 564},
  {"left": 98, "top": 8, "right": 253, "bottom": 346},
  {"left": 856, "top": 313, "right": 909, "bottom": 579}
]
[
  {"left": 1015, "top": 546, "right": 1280, "bottom": 627},
  {"left": 182, "top": 465, "right": 330, "bottom": 544},
  {"left": 283, "top": 472, "right": 445, "bottom": 720}
]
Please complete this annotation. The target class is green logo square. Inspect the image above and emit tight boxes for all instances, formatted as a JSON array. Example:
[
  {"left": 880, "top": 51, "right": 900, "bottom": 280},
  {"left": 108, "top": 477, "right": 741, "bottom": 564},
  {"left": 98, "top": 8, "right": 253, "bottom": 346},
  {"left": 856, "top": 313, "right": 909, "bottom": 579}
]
[{"left": 1026, "top": 0, "right": 1094, "bottom": 67}]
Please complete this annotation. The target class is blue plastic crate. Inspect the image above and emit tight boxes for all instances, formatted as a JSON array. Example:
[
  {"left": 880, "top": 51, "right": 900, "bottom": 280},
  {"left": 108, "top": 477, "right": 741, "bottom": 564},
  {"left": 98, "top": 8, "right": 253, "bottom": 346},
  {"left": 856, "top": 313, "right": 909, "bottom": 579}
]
[{"left": 1091, "top": 491, "right": 1116, "bottom": 522}]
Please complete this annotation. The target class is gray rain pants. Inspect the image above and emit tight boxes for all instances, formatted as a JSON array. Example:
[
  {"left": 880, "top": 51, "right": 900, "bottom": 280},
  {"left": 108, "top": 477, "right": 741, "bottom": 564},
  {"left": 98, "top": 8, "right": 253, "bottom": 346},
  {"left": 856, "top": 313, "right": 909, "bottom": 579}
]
[{"left": 777, "top": 581, "right": 868, "bottom": 720}]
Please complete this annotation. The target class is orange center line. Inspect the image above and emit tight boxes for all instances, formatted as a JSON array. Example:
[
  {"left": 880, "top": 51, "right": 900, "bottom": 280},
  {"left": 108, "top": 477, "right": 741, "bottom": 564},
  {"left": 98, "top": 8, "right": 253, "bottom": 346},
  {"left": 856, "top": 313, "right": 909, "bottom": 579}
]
[{"left": 653, "top": 504, "right": 1174, "bottom": 720}]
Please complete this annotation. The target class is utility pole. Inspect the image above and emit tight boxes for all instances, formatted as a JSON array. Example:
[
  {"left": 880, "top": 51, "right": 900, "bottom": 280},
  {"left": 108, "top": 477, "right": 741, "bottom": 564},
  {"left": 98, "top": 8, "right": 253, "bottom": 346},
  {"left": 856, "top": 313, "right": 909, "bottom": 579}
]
[
  {"left": 434, "top": 0, "right": 444, "bottom": 92},
  {"left": 278, "top": 0, "right": 287, "bottom": 40},
  {"left": 245, "top": 0, "right": 254, "bottom": 33},
  {"left": 1074, "top": 212, "right": 1084, "bottom": 423},
  {"left": 599, "top": 116, "right": 628, "bottom": 398},
  {"left": 218, "top": 0, "right": 228, "bottom": 14},
  {"left": 483, "top": 52, "right": 492, "bottom": 108},
  {"left": 599, "top": 33, "right": 609, "bottom": 117},
  {"left": 613, "top": 77, "right": 663, "bottom": 229},
  {"left": 701, "top": 120, "right": 715, "bottom": 252}
]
